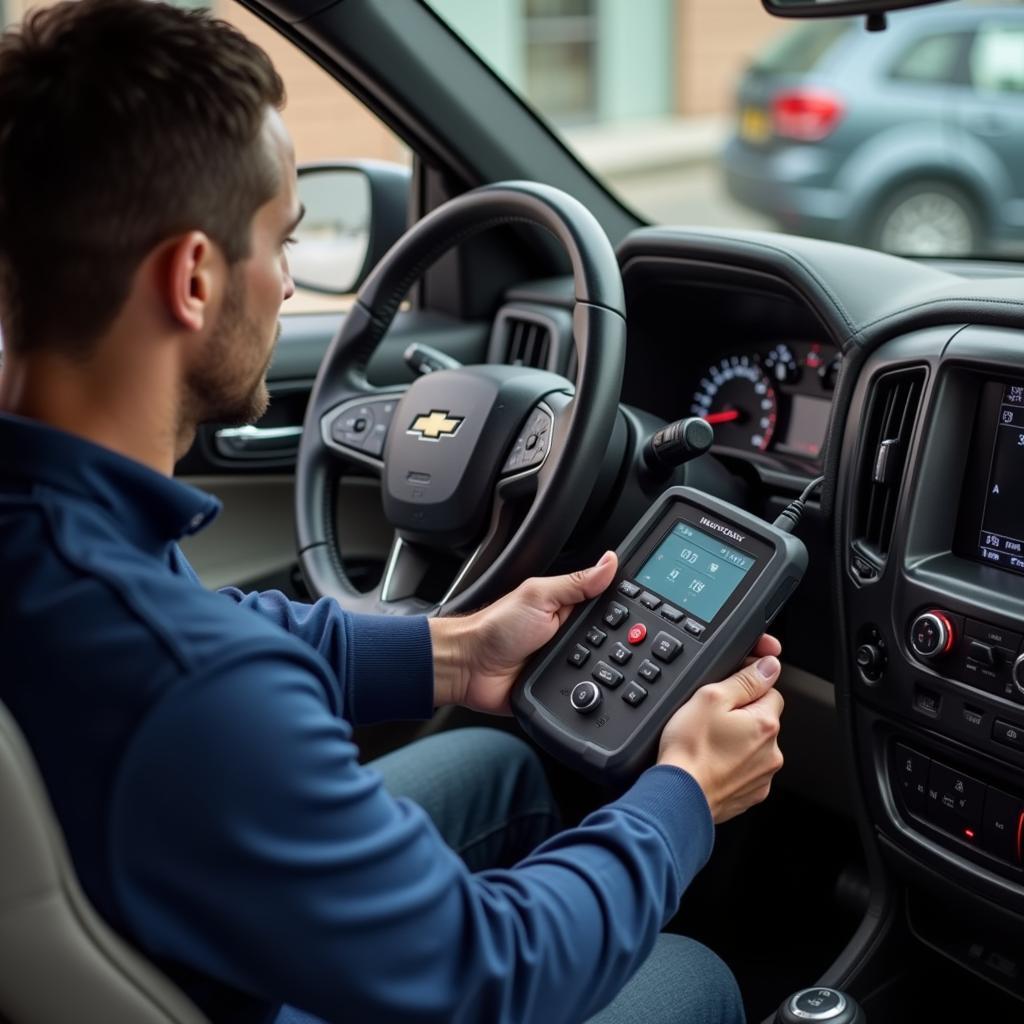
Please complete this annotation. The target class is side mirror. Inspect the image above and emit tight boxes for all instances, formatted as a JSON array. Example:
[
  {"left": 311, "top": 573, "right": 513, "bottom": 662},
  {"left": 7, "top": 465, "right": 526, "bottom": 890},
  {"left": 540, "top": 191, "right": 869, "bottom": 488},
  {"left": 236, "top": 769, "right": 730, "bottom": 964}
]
[{"left": 291, "top": 160, "right": 410, "bottom": 296}]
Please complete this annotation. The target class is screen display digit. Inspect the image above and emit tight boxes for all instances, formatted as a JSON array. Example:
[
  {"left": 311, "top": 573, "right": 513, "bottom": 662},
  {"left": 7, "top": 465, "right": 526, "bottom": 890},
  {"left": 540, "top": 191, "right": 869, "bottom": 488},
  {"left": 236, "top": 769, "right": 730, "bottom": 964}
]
[
  {"left": 636, "top": 521, "right": 756, "bottom": 622},
  {"left": 978, "top": 381, "right": 1024, "bottom": 574}
]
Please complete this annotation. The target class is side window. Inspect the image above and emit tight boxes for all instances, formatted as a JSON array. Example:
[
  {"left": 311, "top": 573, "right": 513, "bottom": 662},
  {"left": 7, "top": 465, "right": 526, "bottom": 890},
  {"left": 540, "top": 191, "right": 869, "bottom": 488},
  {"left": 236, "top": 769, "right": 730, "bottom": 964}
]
[
  {"left": 0, "top": 1, "right": 410, "bottom": 316},
  {"left": 970, "top": 23, "right": 1024, "bottom": 95},
  {"left": 223, "top": 4, "right": 410, "bottom": 314},
  {"left": 889, "top": 31, "right": 970, "bottom": 85}
]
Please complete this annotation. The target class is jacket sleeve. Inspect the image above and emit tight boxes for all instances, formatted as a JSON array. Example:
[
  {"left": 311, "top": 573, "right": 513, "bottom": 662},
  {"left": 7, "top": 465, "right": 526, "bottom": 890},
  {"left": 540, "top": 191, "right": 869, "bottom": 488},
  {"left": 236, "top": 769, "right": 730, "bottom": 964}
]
[
  {"left": 109, "top": 650, "right": 714, "bottom": 1024},
  {"left": 217, "top": 583, "right": 435, "bottom": 725}
]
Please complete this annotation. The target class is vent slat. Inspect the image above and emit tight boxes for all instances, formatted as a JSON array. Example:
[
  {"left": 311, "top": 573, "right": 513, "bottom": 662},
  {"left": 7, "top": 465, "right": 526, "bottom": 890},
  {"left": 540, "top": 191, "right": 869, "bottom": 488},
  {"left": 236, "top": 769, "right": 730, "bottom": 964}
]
[
  {"left": 853, "top": 368, "right": 926, "bottom": 565},
  {"left": 503, "top": 316, "right": 552, "bottom": 370}
]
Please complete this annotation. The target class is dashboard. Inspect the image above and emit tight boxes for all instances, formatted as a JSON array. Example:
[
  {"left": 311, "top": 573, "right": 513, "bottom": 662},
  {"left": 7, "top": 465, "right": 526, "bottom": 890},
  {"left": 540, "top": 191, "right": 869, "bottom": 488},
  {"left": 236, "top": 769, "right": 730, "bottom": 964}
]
[
  {"left": 620, "top": 272, "right": 839, "bottom": 478},
  {"left": 607, "top": 227, "right": 1024, "bottom": 1003}
]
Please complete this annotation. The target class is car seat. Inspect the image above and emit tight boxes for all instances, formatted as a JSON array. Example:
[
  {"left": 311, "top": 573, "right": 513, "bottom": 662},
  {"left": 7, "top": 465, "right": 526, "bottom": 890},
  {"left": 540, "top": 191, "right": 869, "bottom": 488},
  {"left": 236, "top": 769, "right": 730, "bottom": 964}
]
[{"left": 0, "top": 700, "right": 210, "bottom": 1023}]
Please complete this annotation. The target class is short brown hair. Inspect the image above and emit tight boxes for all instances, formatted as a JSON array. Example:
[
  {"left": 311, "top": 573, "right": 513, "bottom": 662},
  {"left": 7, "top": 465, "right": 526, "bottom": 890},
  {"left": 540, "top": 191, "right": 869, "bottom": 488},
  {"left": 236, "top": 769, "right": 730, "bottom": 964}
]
[{"left": 0, "top": 0, "right": 285, "bottom": 353}]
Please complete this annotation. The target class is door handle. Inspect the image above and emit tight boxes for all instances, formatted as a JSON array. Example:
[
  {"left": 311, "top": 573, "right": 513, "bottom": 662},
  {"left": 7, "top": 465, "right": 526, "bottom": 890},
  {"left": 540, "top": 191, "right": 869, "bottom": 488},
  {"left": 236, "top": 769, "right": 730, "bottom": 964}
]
[{"left": 213, "top": 424, "right": 302, "bottom": 460}]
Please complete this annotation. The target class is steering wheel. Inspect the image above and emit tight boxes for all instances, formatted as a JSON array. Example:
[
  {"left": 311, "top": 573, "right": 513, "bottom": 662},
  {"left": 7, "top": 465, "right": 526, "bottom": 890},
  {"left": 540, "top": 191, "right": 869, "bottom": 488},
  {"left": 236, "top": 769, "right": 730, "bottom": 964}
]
[{"left": 295, "top": 181, "right": 626, "bottom": 617}]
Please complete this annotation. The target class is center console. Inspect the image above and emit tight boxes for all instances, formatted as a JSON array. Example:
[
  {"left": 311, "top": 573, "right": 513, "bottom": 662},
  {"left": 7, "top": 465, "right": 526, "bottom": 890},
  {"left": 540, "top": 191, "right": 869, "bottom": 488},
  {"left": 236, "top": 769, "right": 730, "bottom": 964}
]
[{"left": 839, "top": 324, "right": 1024, "bottom": 988}]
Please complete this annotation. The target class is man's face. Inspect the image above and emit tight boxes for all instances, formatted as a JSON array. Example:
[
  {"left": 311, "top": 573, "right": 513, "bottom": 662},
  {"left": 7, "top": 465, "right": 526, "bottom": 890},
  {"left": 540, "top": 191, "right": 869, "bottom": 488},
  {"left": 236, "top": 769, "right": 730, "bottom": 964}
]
[{"left": 186, "top": 109, "right": 300, "bottom": 428}]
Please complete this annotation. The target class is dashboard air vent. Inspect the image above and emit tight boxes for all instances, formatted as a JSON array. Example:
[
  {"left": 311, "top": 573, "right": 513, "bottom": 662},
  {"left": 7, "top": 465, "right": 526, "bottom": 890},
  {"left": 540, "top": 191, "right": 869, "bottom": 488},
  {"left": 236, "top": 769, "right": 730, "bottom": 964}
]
[
  {"left": 502, "top": 315, "right": 552, "bottom": 370},
  {"left": 852, "top": 367, "right": 926, "bottom": 567}
]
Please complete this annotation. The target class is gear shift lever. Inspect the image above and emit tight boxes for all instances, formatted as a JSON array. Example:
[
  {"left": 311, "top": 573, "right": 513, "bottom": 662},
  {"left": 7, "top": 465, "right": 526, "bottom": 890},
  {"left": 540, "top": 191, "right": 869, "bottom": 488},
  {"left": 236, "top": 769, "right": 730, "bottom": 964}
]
[{"left": 775, "top": 987, "right": 865, "bottom": 1024}]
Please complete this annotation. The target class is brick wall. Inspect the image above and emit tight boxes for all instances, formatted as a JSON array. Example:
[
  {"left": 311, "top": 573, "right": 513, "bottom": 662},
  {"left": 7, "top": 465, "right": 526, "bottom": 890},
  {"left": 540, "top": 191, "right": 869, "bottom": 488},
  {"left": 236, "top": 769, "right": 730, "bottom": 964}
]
[{"left": 675, "top": 0, "right": 788, "bottom": 116}]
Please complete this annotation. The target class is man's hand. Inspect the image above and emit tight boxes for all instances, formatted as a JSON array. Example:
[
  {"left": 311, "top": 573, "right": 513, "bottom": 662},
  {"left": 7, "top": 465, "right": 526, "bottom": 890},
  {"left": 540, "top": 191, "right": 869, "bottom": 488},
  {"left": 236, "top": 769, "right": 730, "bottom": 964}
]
[
  {"left": 429, "top": 552, "right": 618, "bottom": 714},
  {"left": 657, "top": 634, "right": 784, "bottom": 823}
]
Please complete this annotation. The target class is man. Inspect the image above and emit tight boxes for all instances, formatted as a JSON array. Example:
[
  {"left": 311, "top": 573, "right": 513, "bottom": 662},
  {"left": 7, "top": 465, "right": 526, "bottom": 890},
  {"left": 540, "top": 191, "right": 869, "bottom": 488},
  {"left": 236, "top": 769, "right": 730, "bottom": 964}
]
[{"left": 0, "top": 2, "right": 785, "bottom": 1023}]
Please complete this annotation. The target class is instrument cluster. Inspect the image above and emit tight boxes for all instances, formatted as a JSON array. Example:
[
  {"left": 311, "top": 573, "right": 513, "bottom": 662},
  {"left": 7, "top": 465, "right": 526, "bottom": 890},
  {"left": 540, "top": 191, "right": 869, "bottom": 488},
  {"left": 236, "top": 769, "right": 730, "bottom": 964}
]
[{"left": 688, "top": 340, "right": 839, "bottom": 462}]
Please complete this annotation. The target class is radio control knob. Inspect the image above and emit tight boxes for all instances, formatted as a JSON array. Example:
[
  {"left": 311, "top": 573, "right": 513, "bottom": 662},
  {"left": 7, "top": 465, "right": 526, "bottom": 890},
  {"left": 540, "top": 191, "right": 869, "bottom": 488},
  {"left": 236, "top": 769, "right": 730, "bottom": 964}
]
[
  {"left": 570, "top": 681, "right": 602, "bottom": 714},
  {"left": 910, "top": 611, "right": 955, "bottom": 661},
  {"left": 1013, "top": 654, "right": 1024, "bottom": 698}
]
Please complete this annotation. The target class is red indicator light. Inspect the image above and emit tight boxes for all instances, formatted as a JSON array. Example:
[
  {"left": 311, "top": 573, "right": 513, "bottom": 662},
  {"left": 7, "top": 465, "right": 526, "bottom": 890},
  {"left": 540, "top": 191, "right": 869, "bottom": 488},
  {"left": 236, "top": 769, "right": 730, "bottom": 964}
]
[{"left": 963, "top": 828, "right": 975, "bottom": 840}]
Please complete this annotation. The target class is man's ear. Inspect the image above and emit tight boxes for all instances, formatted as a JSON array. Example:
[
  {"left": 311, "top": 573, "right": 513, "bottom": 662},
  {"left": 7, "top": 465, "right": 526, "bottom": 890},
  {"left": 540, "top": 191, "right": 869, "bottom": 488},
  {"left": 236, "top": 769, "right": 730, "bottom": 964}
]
[{"left": 161, "top": 231, "right": 223, "bottom": 333}]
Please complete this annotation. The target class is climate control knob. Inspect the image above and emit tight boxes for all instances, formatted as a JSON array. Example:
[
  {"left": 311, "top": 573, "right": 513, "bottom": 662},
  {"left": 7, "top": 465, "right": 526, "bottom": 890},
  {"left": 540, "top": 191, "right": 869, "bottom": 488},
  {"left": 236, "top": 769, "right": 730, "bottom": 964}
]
[
  {"left": 1013, "top": 654, "right": 1024, "bottom": 698},
  {"left": 910, "top": 611, "right": 955, "bottom": 660}
]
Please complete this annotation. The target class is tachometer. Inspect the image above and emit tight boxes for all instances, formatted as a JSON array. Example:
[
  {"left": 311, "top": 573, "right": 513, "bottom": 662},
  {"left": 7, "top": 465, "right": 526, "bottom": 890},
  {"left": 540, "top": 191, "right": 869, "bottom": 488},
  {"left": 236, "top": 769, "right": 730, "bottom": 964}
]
[{"left": 690, "top": 356, "right": 778, "bottom": 452}]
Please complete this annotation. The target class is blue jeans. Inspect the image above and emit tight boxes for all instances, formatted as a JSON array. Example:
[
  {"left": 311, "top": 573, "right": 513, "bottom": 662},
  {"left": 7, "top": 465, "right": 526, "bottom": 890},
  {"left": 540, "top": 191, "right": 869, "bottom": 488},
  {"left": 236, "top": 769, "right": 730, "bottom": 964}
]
[{"left": 370, "top": 727, "right": 745, "bottom": 1024}]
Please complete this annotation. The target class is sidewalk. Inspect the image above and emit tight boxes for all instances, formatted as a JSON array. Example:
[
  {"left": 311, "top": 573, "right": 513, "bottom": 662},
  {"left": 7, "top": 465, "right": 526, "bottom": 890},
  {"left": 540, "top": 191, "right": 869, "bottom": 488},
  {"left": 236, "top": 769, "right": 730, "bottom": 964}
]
[{"left": 562, "top": 115, "right": 730, "bottom": 179}]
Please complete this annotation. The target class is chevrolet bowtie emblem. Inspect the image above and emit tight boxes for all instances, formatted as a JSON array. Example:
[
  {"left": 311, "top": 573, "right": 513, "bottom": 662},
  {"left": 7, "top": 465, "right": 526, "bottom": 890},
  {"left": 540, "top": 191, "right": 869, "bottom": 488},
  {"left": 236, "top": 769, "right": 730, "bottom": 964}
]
[{"left": 408, "top": 410, "right": 464, "bottom": 441}]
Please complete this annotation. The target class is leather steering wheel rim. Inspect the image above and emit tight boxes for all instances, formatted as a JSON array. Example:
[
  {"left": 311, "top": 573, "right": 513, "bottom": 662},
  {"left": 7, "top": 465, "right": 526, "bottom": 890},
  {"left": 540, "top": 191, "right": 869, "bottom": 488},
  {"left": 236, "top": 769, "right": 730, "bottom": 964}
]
[{"left": 295, "top": 180, "right": 626, "bottom": 616}]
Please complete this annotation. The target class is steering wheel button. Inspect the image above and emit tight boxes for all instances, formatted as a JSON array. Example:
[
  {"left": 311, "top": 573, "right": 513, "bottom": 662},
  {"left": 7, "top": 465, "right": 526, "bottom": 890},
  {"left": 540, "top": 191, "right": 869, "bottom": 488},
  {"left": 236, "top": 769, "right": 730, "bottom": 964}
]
[
  {"left": 638, "top": 591, "right": 662, "bottom": 610},
  {"left": 637, "top": 659, "right": 661, "bottom": 683},
  {"left": 585, "top": 625, "right": 607, "bottom": 647},
  {"left": 567, "top": 644, "right": 590, "bottom": 669},
  {"left": 627, "top": 623, "right": 647, "bottom": 645},
  {"left": 610, "top": 642, "right": 633, "bottom": 665},
  {"left": 592, "top": 661, "right": 624, "bottom": 689},
  {"left": 603, "top": 602, "right": 629, "bottom": 628},
  {"left": 622, "top": 682, "right": 648, "bottom": 708},
  {"left": 651, "top": 631, "right": 683, "bottom": 663},
  {"left": 659, "top": 605, "right": 683, "bottom": 624},
  {"left": 617, "top": 580, "right": 641, "bottom": 599},
  {"left": 525, "top": 434, "right": 539, "bottom": 450},
  {"left": 683, "top": 618, "right": 706, "bottom": 639}
]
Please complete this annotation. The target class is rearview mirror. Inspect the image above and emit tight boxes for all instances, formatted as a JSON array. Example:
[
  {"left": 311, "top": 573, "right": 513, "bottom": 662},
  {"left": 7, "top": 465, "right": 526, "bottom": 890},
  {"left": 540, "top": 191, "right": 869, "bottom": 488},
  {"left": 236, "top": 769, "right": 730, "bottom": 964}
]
[
  {"left": 762, "top": 0, "right": 954, "bottom": 17},
  {"left": 291, "top": 161, "right": 410, "bottom": 295}
]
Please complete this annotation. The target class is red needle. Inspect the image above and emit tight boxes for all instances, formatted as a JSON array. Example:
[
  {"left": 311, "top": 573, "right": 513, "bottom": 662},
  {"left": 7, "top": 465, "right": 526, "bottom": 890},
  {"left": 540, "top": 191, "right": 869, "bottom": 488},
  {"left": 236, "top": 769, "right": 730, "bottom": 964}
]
[{"left": 704, "top": 409, "right": 741, "bottom": 425}]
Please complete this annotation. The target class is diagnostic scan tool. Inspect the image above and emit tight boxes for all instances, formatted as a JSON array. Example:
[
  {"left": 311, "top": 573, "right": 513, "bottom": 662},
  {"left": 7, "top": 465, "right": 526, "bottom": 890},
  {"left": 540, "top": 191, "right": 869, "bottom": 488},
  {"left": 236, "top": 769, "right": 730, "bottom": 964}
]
[{"left": 513, "top": 485, "right": 817, "bottom": 784}]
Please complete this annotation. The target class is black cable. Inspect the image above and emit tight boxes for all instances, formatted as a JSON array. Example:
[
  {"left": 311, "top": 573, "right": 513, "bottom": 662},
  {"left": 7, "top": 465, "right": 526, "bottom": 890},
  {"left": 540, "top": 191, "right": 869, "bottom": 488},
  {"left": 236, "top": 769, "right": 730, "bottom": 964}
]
[{"left": 772, "top": 475, "right": 826, "bottom": 534}]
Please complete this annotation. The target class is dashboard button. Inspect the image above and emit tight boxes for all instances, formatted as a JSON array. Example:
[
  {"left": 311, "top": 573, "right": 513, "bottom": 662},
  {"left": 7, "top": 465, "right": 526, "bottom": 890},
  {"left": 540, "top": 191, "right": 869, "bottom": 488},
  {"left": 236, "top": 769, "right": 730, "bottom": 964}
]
[
  {"left": 638, "top": 591, "right": 662, "bottom": 610},
  {"left": 683, "top": 619, "right": 706, "bottom": 639},
  {"left": 617, "top": 580, "right": 641, "bottom": 599},
  {"left": 926, "top": 762, "right": 984, "bottom": 832},
  {"left": 567, "top": 644, "right": 590, "bottom": 668},
  {"left": 603, "top": 603, "right": 629, "bottom": 629},
  {"left": 891, "top": 743, "right": 928, "bottom": 814},
  {"left": 592, "top": 661, "right": 624, "bottom": 690},
  {"left": 982, "top": 788, "right": 1024, "bottom": 865},
  {"left": 651, "top": 631, "right": 683, "bottom": 663},
  {"left": 966, "top": 619, "right": 1022, "bottom": 651},
  {"left": 967, "top": 641, "right": 996, "bottom": 667},
  {"left": 993, "top": 719, "right": 1024, "bottom": 752},
  {"left": 585, "top": 625, "right": 607, "bottom": 647}
]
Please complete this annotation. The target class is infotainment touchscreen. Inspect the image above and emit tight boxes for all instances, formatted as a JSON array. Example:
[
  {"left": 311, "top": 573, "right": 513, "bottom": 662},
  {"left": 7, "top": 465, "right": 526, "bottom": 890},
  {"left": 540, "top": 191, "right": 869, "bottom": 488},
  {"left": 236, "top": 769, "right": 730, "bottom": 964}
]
[
  {"left": 635, "top": 520, "right": 756, "bottom": 622},
  {"left": 976, "top": 382, "right": 1024, "bottom": 574}
]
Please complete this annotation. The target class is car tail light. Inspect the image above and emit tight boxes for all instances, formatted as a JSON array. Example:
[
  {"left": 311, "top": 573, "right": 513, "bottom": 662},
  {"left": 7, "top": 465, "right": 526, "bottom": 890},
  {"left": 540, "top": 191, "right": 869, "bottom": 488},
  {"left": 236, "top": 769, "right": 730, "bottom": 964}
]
[{"left": 771, "top": 88, "right": 844, "bottom": 142}]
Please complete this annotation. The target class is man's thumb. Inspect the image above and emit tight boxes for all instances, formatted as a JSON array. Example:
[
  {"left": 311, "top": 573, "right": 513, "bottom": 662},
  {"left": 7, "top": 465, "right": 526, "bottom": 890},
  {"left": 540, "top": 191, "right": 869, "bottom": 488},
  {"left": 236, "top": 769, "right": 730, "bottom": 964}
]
[
  {"left": 717, "top": 656, "right": 781, "bottom": 709},
  {"left": 542, "top": 551, "right": 618, "bottom": 608}
]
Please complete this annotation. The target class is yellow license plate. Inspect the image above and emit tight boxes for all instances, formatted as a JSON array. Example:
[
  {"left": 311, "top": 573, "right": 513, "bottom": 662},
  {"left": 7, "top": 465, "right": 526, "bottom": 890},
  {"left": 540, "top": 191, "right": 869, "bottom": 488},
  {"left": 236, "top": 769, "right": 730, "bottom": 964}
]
[{"left": 740, "top": 106, "right": 770, "bottom": 144}]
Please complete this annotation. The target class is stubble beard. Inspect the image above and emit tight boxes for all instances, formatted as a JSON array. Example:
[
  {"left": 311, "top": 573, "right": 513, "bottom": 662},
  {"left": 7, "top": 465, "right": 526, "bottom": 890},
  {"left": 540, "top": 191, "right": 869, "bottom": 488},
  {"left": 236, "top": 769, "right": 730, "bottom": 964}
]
[{"left": 181, "top": 269, "right": 279, "bottom": 443}]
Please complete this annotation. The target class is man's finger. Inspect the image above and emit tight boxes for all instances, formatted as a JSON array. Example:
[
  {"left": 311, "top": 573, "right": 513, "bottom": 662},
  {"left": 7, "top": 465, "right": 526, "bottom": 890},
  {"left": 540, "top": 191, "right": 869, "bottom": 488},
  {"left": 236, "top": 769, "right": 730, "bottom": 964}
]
[
  {"left": 752, "top": 634, "right": 781, "bottom": 658},
  {"left": 529, "top": 551, "right": 618, "bottom": 611},
  {"left": 712, "top": 655, "right": 781, "bottom": 709}
]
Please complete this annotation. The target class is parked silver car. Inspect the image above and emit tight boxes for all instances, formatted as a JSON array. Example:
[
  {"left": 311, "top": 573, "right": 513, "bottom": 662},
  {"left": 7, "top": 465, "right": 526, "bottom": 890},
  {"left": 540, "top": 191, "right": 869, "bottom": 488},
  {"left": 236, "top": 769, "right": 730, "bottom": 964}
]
[{"left": 723, "top": 5, "right": 1024, "bottom": 257}]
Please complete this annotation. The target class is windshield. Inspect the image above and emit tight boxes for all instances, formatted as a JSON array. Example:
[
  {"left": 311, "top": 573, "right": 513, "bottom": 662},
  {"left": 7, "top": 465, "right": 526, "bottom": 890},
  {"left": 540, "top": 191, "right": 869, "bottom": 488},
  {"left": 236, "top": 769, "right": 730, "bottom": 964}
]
[{"left": 426, "top": 0, "right": 1024, "bottom": 261}]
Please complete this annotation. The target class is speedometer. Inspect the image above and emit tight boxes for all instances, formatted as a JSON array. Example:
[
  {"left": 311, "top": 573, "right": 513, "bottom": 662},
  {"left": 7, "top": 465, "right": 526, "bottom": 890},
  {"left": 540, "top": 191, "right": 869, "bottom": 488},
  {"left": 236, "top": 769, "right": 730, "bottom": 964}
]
[{"left": 689, "top": 356, "right": 778, "bottom": 452}]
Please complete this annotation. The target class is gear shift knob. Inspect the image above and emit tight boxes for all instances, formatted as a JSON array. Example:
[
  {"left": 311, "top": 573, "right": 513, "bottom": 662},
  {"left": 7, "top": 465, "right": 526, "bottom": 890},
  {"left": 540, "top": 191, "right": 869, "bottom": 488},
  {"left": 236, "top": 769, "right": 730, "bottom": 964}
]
[{"left": 775, "top": 987, "right": 865, "bottom": 1024}]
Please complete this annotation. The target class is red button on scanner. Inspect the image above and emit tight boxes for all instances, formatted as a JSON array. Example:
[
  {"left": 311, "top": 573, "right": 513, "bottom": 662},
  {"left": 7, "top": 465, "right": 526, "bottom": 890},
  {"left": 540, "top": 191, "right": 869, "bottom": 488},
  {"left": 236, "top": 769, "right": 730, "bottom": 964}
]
[{"left": 628, "top": 624, "right": 647, "bottom": 645}]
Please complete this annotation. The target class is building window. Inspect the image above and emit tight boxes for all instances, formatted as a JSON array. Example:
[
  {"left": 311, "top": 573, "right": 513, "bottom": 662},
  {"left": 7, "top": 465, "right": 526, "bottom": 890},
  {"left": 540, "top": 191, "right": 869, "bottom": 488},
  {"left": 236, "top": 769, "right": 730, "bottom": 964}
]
[{"left": 524, "top": 0, "right": 597, "bottom": 125}]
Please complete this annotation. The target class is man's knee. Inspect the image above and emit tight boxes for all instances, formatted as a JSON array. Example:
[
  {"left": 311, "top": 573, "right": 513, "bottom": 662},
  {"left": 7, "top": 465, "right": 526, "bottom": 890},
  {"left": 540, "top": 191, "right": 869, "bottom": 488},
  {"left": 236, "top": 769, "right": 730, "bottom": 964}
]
[{"left": 589, "top": 934, "right": 744, "bottom": 1024}]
